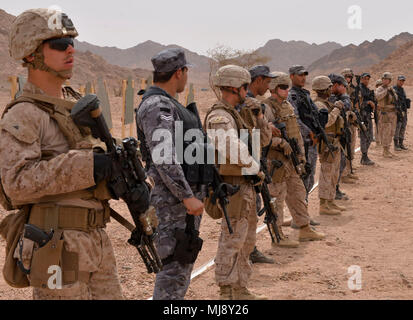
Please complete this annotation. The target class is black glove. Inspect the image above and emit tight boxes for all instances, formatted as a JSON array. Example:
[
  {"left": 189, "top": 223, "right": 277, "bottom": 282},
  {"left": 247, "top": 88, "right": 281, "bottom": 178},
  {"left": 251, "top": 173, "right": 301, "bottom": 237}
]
[{"left": 93, "top": 153, "right": 112, "bottom": 184}]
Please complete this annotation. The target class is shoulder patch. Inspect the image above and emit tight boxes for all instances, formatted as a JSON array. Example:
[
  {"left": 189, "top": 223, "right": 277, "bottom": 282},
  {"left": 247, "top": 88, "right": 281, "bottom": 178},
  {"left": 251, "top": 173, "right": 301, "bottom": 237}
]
[
  {"left": 209, "top": 116, "right": 230, "bottom": 124},
  {"left": 0, "top": 117, "right": 38, "bottom": 144}
]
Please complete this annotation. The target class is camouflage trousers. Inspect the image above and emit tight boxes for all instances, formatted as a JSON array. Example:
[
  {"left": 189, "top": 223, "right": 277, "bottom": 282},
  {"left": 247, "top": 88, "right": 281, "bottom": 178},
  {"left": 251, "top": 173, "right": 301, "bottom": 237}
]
[
  {"left": 360, "top": 115, "right": 374, "bottom": 154},
  {"left": 33, "top": 228, "right": 123, "bottom": 300},
  {"left": 152, "top": 202, "right": 202, "bottom": 300},
  {"left": 319, "top": 148, "right": 341, "bottom": 201},
  {"left": 215, "top": 184, "right": 256, "bottom": 288},
  {"left": 379, "top": 111, "right": 397, "bottom": 148},
  {"left": 304, "top": 144, "right": 318, "bottom": 192},
  {"left": 268, "top": 161, "right": 310, "bottom": 228},
  {"left": 394, "top": 111, "right": 408, "bottom": 140}
]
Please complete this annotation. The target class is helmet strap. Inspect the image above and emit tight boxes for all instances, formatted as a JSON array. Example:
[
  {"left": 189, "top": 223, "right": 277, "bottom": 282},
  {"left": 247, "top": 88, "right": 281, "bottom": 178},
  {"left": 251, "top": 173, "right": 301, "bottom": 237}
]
[{"left": 22, "top": 44, "right": 72, "bottom": 80}]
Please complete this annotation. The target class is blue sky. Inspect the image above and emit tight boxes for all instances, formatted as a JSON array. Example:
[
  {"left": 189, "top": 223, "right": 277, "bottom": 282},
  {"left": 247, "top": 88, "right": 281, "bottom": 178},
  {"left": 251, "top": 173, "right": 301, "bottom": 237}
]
[{"left": 2, "top": 0, "right": 412, "bottom": 55}]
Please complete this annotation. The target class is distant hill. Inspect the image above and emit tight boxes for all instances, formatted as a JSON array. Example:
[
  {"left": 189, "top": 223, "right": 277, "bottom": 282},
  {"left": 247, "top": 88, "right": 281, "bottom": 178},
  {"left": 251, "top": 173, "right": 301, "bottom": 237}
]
[
  {"left": 255, "top": 39, "right": 342, "bottom": 72},
  {"left": 307, "top": 32, "right": 413, "bottom": 77},
  {"left": 75, "top": 39, "right": 211, "bottom": 84},
  {"left": 369, "top": 40, "right": 413, "bottom": 85}
]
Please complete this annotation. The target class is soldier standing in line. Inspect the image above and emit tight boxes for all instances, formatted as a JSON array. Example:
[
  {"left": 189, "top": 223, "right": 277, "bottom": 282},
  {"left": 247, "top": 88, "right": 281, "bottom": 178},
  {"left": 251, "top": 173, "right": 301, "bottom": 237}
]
[
  {"left": 375, "top": 72, "right": 399, "bottom": 158},
  {"left": 245, "top": 65, "right": 277, "bottom": 265},
  {"left": 393, "top": 75, "right": 410, "bottom": 151},
  {"left": 328, "top": 74, "right": 357, "bottom": 200},
  {"left": 312, "top": 76, "right": 347, "bottom": 216},
  {"left": 136, "top": 48, "right": 205, "bottom": 300},
  {"left": 205, "top": 65, "right": 270, "bottom": 300},
  {"left": 287, "top": 66, "right": 319, "bottom": 196},
  {"left": 359, "top": 73, "right": 376, "bottom": 165},
  {"left": 263, "top": 72, "right": 325, "bottom": 244},
  {"left": 0, "top": 8, "right": 125, "bottom": 300}
]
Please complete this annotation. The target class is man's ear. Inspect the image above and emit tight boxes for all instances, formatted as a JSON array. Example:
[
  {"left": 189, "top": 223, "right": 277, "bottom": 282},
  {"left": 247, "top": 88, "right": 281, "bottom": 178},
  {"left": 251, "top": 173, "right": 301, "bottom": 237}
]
[{"left": 24, "top": 53, "right": 35, "bottom": 63}]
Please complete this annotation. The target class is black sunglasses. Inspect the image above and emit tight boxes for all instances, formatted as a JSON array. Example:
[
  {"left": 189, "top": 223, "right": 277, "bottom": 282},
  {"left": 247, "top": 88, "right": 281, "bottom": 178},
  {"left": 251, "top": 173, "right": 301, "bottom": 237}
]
[
  {"left": 44, "top": 37, "right": 74, "bottom": 51},
  {"left": 278, "top": 85, "right": 289, "bottom": 90}
]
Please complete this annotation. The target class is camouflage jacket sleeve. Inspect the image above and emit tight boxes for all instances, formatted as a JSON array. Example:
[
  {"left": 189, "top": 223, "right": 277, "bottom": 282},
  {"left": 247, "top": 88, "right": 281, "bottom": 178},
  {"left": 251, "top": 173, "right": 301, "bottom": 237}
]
[
  {"left": 243, "top": 98, "right": 272, "bottom": 147},
  {"left": 0, "top": 103, "right": 95, "bottom": 202},
  {"left": 375, "top": 86, "right": 389, "bottom": 101},
  {"left": 137, "top": 96, "right": 194, "bottom": 201},
  {"left": 314, "top": 101, "right": 340, "bottom": 128}
]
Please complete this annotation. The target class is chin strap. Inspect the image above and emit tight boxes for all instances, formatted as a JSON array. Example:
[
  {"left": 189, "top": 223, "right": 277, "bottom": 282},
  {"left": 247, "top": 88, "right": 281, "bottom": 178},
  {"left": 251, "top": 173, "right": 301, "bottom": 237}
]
[{"left": 22, "top": 44, "right": 72, "bottom": 80}]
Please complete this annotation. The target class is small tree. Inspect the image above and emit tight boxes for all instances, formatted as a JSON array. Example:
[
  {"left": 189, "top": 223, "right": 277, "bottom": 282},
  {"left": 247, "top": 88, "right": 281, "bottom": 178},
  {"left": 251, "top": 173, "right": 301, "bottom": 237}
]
[{"left": 207, "top": 44, "right": 270, "bottom": 95}]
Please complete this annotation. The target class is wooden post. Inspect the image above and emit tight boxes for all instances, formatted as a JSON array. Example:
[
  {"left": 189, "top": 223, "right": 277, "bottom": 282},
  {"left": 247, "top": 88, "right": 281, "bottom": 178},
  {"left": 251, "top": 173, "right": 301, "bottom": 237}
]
[
  {"left": 8, "top": 76, "right": 18, "bottom": 99},
  {"left": 130, "top": 80, "right": 135, "bottom": 137},
  {"left": 121, "top": 80, "right": 127, "bottom": 138}
]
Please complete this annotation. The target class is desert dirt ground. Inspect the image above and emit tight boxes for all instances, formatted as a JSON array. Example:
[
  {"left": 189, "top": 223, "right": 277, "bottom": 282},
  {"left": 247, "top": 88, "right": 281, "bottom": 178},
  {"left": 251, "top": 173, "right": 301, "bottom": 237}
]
[{"left": 0, "top": 86, "right": 412, "bottom": 300}]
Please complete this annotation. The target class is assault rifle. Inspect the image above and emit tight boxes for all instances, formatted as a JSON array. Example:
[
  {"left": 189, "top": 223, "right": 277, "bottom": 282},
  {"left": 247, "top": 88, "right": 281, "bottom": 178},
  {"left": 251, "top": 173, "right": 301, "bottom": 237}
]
[
  {"left": 275, "top": 122, "right": 310, "bottom": 193},
  {"left": 352, "top": 76, "right": 369, "bottom": 140},
  {"left": 256, "top": 142, "right": 283, "bottom": 244},
  {"left": 186, "top": 102, "right": 240, "bottom": 235},
  {"left": 339, "top": 105, "right": 354, "bottom": 174},
  {"left": 295, "top": 90, "right": 337, "bottom": 156},
  {"left": 71, "top": 94, "right": 162, "bottom": 274}
]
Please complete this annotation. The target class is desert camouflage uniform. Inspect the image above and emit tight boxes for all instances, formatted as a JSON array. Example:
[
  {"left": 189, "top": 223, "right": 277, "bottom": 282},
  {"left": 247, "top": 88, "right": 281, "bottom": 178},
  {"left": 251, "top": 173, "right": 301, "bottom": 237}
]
[
  {"left": 136, "top": 87, "right": 204, "bottom": 300},
  {"left": 263, "top": 97, "right": 310, "bottom": 227},
  {"left": 375, "top": 85, "right": 398, "bottom": 150},
  {"left": 205, "top": 99, "right": 270, "bottom": 289},
  {"left": 0, "top": 82, "right": 123, "bottom": 300},
  {"left": 314, "top": 97, "right": 343, "bottom": 201}
]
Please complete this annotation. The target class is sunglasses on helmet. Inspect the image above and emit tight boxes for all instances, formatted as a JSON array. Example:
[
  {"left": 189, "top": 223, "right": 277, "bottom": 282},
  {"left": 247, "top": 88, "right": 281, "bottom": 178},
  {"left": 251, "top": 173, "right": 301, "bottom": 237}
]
[{"left": 43, "top": 37, "right": 74, "bottom": 51}]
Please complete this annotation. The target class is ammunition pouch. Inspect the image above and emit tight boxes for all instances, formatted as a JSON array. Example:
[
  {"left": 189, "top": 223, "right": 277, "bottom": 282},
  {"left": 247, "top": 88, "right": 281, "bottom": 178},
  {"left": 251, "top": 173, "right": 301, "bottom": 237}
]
[
  {"left": 28, "top": 204, "right": 110, "bottom": 233},
  {"left": 204, "top": 190, "right": 224, "bottom": 220},
  {"left": 162, "top": 215, "right": 203, "bottom": 266}
]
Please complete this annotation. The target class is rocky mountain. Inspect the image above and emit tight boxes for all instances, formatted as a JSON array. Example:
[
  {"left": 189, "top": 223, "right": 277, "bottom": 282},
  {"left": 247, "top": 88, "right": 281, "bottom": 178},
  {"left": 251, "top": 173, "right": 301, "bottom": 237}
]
[
  {"left": 307, "top": 32, "right": 413, "bottom": 76},
  {"left": 0, "top": 9, "right": 150, "bottom": 93},
  {"left": 75, "top": 39, "right": 211, "bottom": 84},
  {"left": 369, "top": 40, "right": 413, "bottom": 85},
  {"left": 255, "top": 39, "right": 342, "bottom": 72}
]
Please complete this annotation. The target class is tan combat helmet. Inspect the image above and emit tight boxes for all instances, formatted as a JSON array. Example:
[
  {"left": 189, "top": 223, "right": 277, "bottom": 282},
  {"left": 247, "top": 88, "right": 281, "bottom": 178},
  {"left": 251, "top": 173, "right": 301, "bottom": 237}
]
[
  {"left": 269, "top": 72, "right": 291, "bottom": 91},
  {"left": 341, "top": 68, "right": 354, "bottom": 78},
  {"left": 312, "top": 76, "right": 333, "bottom": 91},
  {"left": 382, "top": 72, "right": 392, "bottom": 80},
  {"left": 214, "top": 65, "right": 251, "bottom": 88},
  {"left": 9, "top": 8, "right": 78, "bottom": 79}
]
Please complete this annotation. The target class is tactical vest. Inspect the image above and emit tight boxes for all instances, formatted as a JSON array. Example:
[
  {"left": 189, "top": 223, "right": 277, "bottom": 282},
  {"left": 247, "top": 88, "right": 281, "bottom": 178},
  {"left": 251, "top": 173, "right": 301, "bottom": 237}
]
[
  {"left": 204, "top": 101, "right": 253, "bottom": 178},
  {"left": 314, "top": 97, "right": 343, "bottom": 152},
  {"left": 0, "top": 92, "right": 109, "bottom": 210},
  {"left": 377, "top": 88, "right": 396, "bottom": 112},
  {"left": 136, "top": 86, "right": 209, "bottom": 185},
  {"left": 264, "top": 97, "right": 302, "bottom": 162}
]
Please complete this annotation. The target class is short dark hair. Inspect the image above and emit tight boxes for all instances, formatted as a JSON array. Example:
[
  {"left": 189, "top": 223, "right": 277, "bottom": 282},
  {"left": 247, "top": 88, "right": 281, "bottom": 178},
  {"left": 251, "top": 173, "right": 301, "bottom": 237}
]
[{"left": 153, "top": 67, "right": 187, "bottom": 83}]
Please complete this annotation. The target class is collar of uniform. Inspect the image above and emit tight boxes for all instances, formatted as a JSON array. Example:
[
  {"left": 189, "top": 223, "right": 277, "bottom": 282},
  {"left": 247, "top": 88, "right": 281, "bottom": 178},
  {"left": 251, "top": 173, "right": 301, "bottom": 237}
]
[{"left": 22, "top": 81, "right": 46, "bottom": 95}]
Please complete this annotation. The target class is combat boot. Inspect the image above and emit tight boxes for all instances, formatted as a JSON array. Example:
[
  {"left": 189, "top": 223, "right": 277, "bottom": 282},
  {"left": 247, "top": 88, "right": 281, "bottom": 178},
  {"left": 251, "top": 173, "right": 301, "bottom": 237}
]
[
  {"left": 219, "top": 286, "right": 232, "bottom": 300},
  {"left": 232, "top": 287, "right": 268, "bottom": 300},
  {"left": 272, "top": 228, "right": 299, "bottom": 248},
  {"left": 361, "top": 153, "right": 375, "bottom": 166},
  {"left": 319, "top": 199, "right": 341, "bottom": 216},
  {"left": 394, "top": 139, "right": 402, "bottom": 152},
  {"left": 383, "top": 147, "right": 395, "bottom": 158},
  {"left": 249, "top": 247, "right": 274, "bottom": 264},
  {"left": 299, "top": 225, "right": 326, "bottom": 242},
  {"left": 335, "top": 187, "right": 349, "bottom": 201},
  {"left": 399, "top": 139, "right": 408, "bottom": 151},
  {"left": 328, "top": 200, "right": 346, "bottom": 212}
]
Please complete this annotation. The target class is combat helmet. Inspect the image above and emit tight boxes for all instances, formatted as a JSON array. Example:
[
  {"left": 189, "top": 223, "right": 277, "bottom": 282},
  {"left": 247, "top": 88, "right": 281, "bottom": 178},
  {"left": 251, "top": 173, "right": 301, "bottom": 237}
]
[
  {"left": 312, "top": 76, "right": 333, "bottom": 91},
  {"left": 341, "top": 68, "right": 354, "bottom": 78},
  {"left": 269, "top": 72, "right": 291, "bottom": 91},
  {"left": 9, "top": 8, "right": 78, "bottom": 79},
  {"left": 382, "top": 72, "right": 392, "bottom": 80},
  {"left": 214, "top": 65, "right": 251, "bottom": 88}
]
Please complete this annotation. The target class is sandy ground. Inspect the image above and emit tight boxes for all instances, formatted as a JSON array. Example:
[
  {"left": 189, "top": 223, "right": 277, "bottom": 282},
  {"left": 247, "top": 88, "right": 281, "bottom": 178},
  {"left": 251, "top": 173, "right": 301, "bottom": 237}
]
[{"left": 0, "top": 86, "right": 412, "bottom": 300}]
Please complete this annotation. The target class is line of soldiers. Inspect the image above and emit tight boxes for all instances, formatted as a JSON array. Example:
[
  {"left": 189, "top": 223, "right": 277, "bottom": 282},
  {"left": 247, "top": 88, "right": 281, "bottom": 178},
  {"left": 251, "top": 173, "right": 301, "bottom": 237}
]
[{"left": 0, "top": 8, "right": 410, "bottom": 301}]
